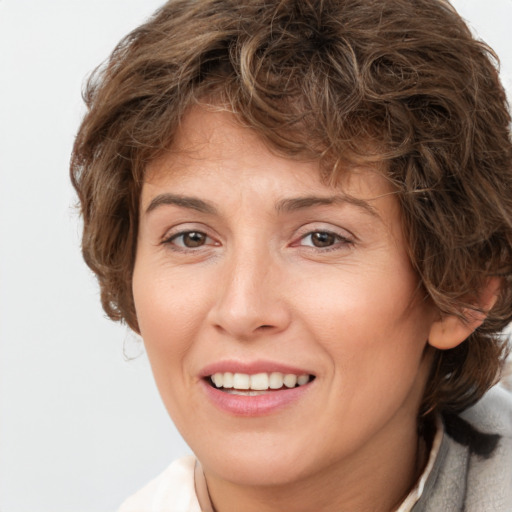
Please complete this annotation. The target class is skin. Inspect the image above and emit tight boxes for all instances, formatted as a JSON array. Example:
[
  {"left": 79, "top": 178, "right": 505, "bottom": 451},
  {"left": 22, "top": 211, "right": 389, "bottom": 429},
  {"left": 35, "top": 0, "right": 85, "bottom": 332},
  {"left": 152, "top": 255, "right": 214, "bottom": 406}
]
[{"left": 132, "top": 106, "right": 441, "bottom": 512}]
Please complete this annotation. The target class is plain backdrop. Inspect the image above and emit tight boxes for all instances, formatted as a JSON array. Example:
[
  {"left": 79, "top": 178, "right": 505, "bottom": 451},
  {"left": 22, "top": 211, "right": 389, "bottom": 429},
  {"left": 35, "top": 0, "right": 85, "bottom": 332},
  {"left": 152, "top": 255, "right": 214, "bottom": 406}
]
[{"left": 0, "top": 1, "right": 511, "bottom": 511}]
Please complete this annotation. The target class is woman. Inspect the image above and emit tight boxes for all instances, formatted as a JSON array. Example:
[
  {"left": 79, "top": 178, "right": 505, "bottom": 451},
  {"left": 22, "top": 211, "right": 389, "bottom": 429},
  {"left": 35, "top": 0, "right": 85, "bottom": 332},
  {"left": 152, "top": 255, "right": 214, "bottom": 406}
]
[{"left": 71, "top": 0, "right": 512, "bottom": 510}]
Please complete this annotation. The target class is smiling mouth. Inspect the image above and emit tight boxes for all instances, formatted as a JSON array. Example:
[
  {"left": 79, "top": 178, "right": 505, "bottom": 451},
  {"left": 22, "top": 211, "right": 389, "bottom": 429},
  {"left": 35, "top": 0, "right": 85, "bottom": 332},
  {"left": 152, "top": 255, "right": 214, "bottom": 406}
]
[{"left": 207, "top": 372, "right": 314, "bottom": 395}]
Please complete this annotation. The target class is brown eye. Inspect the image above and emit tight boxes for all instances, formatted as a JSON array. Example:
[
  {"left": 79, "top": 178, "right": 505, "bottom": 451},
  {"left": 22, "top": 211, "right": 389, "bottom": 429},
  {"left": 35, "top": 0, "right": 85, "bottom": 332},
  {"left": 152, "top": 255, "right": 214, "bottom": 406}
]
[
  {"left": 183, "top": 232, "right": 206, "bottom": 247},
  {"left": 307, "top": 231, "right": 338, "bottom": 248},
  {"left": 170, "top": 231, "right": 208, "bottom": 248}
]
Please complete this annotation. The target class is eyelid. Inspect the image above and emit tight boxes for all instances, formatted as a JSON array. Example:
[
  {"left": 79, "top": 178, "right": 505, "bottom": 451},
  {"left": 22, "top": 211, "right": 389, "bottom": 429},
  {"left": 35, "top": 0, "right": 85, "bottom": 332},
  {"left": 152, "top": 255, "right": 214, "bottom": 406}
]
[
  {"left": 170, "top": 231, "right": 210, "bottom": 245},
  {"left": 160, "top": 223, "right": 220, "bottom": 249},
  {"left": 293, "top": 222, "right": 355, "bottom": 241},
  {"left": 289, "top": 223, "right": 356, "bottom": 252},
  {"left": 299, "top": 231, "right": 351, "bottom": 246}
]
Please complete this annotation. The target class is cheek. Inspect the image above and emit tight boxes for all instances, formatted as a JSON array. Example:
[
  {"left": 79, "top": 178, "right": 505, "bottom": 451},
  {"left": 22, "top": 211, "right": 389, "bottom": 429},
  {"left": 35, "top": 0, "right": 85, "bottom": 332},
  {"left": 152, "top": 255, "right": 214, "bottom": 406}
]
[
  {"left": 295, "top": 257, "right": 431, "bottom": 376},
  {"left": 134, "top": 263, "right": 208, "bottom": 336},
  {"left": 132, "top": 266, "right": 210, "bottom": 422},
  {"left": 131, "top": 264, "right": 206, "bottom": 388}
]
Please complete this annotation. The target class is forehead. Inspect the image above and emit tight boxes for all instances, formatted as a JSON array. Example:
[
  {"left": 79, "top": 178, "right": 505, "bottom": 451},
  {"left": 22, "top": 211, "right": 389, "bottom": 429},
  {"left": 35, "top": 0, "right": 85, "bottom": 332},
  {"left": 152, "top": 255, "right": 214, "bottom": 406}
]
[{"left": 144, "top": 106, "right": 395, "bottom": 205}]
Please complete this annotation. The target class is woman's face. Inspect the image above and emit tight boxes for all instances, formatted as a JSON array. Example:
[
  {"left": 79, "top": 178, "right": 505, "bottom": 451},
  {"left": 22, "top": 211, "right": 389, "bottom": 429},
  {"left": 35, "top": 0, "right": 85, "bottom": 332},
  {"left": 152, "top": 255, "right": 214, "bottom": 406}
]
[{"left": 133, "top": 107, "right": 436, "bottom": 488}]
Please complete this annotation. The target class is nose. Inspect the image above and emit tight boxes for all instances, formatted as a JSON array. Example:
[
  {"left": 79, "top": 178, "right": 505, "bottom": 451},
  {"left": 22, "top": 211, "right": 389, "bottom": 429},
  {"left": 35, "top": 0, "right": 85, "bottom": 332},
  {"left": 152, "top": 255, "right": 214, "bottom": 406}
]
[{"left": 207, "top": 246, "right": 291, "bottom": 340}]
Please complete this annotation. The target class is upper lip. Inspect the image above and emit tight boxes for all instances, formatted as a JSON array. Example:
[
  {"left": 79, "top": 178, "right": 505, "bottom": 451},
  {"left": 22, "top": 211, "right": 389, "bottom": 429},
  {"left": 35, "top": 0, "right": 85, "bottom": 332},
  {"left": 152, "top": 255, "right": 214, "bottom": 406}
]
[{"left": 199, "top": 360, "right": 315, "bottom": 378}]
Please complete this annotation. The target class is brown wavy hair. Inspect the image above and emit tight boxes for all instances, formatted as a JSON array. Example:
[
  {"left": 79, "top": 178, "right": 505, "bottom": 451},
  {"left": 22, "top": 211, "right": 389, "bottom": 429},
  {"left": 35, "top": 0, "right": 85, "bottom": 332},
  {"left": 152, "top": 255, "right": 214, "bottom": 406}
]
[{"left": 70, "top": 0, "right": 512, "bottom": 414}]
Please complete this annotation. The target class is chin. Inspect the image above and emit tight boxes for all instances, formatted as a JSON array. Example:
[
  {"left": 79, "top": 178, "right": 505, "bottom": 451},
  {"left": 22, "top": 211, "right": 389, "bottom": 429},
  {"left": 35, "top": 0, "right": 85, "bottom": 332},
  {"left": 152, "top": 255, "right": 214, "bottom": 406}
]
[
  {"left": 206, "top": 459, "right": 309, "bottom": 487},
  {"left": 194, "top": 436, "right": 325, "bottom": 488}
]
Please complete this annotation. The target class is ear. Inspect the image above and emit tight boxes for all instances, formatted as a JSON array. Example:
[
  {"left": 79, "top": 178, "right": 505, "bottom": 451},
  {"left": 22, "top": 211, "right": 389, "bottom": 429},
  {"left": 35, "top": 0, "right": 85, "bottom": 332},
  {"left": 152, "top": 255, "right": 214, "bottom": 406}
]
[{"left": 428, "top": 277, "right": 501, "bottom": 350}]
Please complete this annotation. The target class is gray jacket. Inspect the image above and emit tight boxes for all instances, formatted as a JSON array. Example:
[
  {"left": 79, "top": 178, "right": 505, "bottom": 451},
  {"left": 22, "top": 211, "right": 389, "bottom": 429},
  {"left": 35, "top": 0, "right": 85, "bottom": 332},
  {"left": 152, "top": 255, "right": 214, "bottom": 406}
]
[{"left": 412, "top": 384, "right": 512, "bottom": 511}]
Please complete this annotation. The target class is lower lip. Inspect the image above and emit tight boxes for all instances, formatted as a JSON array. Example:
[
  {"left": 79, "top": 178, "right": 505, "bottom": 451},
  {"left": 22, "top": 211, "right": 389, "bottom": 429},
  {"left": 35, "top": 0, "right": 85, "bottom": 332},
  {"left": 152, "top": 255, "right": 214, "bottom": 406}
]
[{"left": 201, "top": 380, "right": 314, "bottom": 416}]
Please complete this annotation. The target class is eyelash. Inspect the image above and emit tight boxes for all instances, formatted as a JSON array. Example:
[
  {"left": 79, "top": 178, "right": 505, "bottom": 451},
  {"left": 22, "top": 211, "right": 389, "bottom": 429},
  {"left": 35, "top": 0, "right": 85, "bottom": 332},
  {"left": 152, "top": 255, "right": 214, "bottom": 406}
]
[
  {"left": 294, "top": 230, "right": 354, "bottom": 252},
  {"left": 162, "top": 230, "right": 218, "bottom": 251},
  {"left": 162, "top": 229, "right": 353, "bottom": 253}
]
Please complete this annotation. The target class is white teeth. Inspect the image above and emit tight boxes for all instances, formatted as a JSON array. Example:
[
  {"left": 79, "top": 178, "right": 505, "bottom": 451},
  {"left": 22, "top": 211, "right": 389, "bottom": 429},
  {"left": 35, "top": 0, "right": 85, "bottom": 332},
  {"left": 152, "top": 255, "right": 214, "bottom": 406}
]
[
  {"left": 297, "top": 374, "right": 309, "bottom": 386},
  {"left": 233, "top": 373, "right": 250, "bottom": 390},
  {"left": 212, "top": 373, "right": 223, "bottom": 387},
  {"left": 283, "top": 374, "right": 297, "bottom": 388},
  {"left": 250, "top": 373, "right": 269, "bottom": 390},
  {"left": 269, "top": 372, "right": 284, "bottom": 389},
  {"left": 223, "top": 372, "right": 234, "bottom": 389},
  {"left": 210, "top": 372, "right": 311, "bottom": 391}
]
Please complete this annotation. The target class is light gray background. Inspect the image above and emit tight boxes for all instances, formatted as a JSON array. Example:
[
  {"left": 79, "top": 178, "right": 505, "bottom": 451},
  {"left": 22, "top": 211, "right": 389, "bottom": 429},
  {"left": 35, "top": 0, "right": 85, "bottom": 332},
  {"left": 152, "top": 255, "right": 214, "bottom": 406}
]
[{"left": 0, "top": 1, "right": 511, "bottom": 511}]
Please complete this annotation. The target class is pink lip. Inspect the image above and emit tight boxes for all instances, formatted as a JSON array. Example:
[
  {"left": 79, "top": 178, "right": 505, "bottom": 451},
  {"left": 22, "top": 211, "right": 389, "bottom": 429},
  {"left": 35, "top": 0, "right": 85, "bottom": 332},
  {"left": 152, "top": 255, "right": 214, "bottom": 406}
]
[
  {"left": 198, "top": 359, "right": 315, "bottom": 417},
  {"left": 199, "top": 360, "right": 314, "bottom": 378},
  {"left": 201, "top": 379, "right": 314, "bottom": 416}
]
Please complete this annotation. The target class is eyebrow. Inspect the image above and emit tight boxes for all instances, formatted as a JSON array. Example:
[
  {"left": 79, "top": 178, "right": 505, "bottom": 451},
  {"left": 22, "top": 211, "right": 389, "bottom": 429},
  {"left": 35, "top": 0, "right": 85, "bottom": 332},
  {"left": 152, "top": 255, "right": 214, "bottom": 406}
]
[
  {"left": 276, "top": 195, "right": 379, "bottom": 217},
  {"left": 145, "top": 193, "right": 380, "bottom": 218},
  {"left": 145, "top": 193, "right": 217, "bottom": 215}
]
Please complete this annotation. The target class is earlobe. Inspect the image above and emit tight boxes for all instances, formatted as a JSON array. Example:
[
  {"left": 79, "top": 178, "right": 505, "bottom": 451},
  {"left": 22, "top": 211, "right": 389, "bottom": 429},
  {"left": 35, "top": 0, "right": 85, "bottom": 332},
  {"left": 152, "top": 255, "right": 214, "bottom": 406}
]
[
  {"left": 428, "top": 277, "right": 501, "bottom": 350},
  {"left": 428, "top": 312, "right": 483, "bottom": 350}
]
